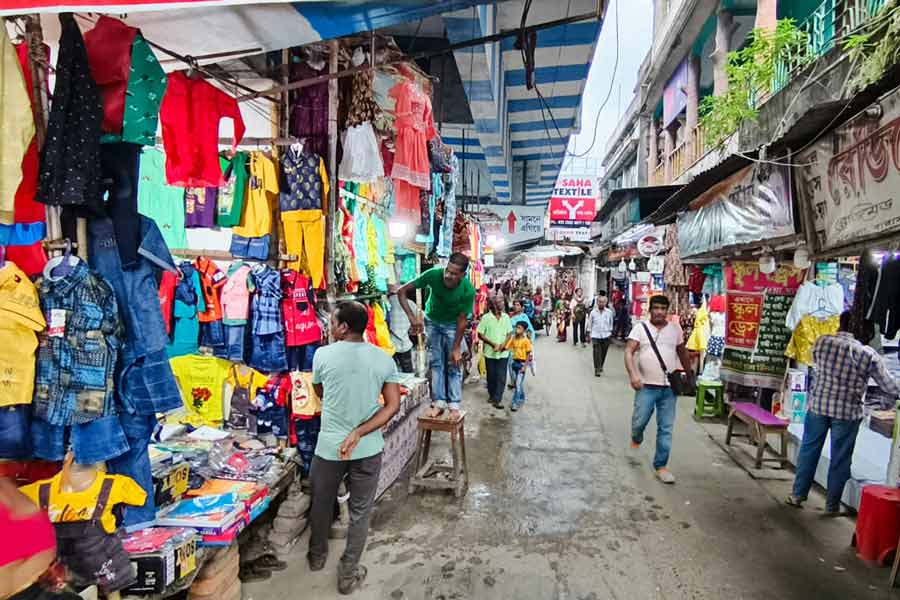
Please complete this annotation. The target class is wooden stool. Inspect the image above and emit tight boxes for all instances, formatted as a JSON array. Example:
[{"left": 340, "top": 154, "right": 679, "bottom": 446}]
[
  {"left": 725, "top": 402, "right": 789, "bottom": 469},
  {"left": 408, "top": 411, "right": 469, "bottom": 497},
  {"left": 694, "top": 380, "right": 725, "bottom": 419}
]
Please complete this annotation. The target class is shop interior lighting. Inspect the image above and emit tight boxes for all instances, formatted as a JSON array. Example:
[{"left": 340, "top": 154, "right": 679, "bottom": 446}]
[
  {"left": 628, "top": 258, "right": 637, "bottom": 271},
  {"left": 759, "top": 252, "right": 776, "bottom": 274},
  {"left": 388, "top": 221, "right": 408, "bottom": 239}
]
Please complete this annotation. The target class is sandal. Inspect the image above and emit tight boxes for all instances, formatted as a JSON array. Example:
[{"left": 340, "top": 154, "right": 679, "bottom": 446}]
[
  {"left": 785, "top": 495, "right": 804, "bottom": 508},
  {"left": 253, "top": 554, "right": 287, "bottom": 571},
  {"left": 239, "top": 564, "right": 271, "bottom": 582}
]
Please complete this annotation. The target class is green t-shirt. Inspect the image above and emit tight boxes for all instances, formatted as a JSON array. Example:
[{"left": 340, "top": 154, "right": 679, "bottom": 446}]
[
  {"left": 312, "top": 341, "right": 402, "bottom": 461},
  {"left": 412, "top": 266, "right": 475, "bottom": 324},
  {"left": 216, "top": 152, "right": 248, "bottom": 227},
  {"left": 137, "top": 148, "right": 187, "bottom": 250},
  {"left": 477, "top": 312, "right": 513, "bottom": 359}
]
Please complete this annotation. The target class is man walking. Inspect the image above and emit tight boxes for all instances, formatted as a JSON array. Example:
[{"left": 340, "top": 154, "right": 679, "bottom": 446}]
[
  {"left": 477, "top": 295, "right": 513, "bottom": 409},
  {"left": 624, "top": 295, "right": 693, "bottom": 484},
  {"left": 589, "top": 291, "right": 614, "bottom": 377},
  {"left": 396, "top": 253, "right": 475, "bottom": 420},
  {"left": 308, "top": 302, "right": 402, "bottom": 594},
  {"left": 786, "top": 313, "right": 899, "bottom": 513}
]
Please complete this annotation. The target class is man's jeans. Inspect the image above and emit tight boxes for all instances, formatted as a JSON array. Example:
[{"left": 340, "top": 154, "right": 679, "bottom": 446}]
[
  {"left": 485, "top": 356, "right": 509, "bottom": 405},
  {"left": 510, "top": 360, "right": 527, "bottom": 408},
  {"left": 592, "top": 337, "right": 611, "bottom": 372},
  {"left": 308, "top": 453, "right": 382, "bottom": 579},
  {"left": 631, "top": 385, "right": 677, "bottom": 469},
  {"left": 426, "top": 320, "right": 462, "bottom": 410},
  {"left": 792, "top": 410, "right": 861, "bottom": 511}
]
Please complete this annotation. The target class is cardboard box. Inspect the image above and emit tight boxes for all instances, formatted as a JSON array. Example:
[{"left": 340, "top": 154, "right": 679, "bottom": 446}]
[
  {"left": 788, "top": 369, "right": 807, "bottom": 392},
  {"left": 126, "top": 533, "right": 198, "bottom": 594},
  {"left": 153, "top": 462, "right": 190, "bottom": 508}
]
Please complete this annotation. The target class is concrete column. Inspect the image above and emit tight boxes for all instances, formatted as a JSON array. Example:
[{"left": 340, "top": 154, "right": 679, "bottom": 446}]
[
  {"left": 712, "top": 10, "right": 734, "bottom": 97},
  {"left": 686, "top": 53, "right": 701, "bottom": 160},
  {"left": 755, "top": 0, "right": 778, "bottom": 34},
  {"left": 647, "top": 116, "right": 659, "bottom": 183},
  {"left": 637, "top": 113, "right": 650, "bottom": 186},
  {"left": 663, "top": 127, "right": 674, "bottom": 183}
]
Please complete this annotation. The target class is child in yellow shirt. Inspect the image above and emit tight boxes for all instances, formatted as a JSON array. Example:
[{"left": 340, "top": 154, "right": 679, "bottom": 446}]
[{"left": 505, "top": 322, "right": 533, "bottom": 412}]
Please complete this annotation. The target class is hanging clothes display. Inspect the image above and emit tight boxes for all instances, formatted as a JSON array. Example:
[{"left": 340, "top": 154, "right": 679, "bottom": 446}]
[
  {"left": 281, "top": 271, "right": 322, "bottom": 347},
  {"left": 37, "top": 14, "right": 103, "bottom": 213},
  {"left": 0, "top": 261, "right": 45, "bottom": 410},
  {"left": 166, "top": 262, "right": 204, "bottom": 358},
  {"left": 289, "top": 60, "right": 328, "bottom": 159},
  {"left": 390, "top": 79, "right": 435, "bottom": 223},
  {"left": 867, "top": 256, "right": 900, "bottom": 338},
  {"left": 216, "top": 152, "right": 248, "bottom": 227},
  {"left": 160, "top": 71, "right": 245, "bottom": 187},
  {"left": 0, "top": 27, "right": 36, "bottom": 225},
  {"left": 10, "top": 40, "right": 46, "bottom": 225},
  {"left": 248, "top": 264, "right": 288, "bottom": 372},
  {"left": 137, "top": 148, "right": 188, "bottom": 250},
  {"left": 785, "top": 314, "right": 841, "bottom": 366}
]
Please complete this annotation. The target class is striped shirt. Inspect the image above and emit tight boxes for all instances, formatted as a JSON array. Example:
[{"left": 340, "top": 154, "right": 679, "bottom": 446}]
[{"left": 810, "top": 332, "right": 900, "bottom": 420}]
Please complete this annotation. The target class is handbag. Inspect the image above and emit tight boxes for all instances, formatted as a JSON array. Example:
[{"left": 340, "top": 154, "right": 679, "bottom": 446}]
[{"left": 641, "top": 322, "right": 695, "bottom": 396}]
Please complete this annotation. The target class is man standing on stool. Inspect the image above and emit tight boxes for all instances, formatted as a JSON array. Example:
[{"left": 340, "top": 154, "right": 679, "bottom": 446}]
[
  {"left": 624, "top": 295, "right": 693, "bottom": 484},
  {"left": 589, "top": 291, "right": 614, "bottom": 377},
  {"left": 786, "top": 313, "right": 899, "bottom": 514},
  {"left": 396, "top": 253, "right": 475, "bottom": 421},
  {"left": 307, "top": 302, "right": 401, "bottom": 594}
]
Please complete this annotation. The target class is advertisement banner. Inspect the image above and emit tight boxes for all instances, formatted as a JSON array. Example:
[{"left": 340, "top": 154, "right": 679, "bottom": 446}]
[
  {"left": 720, "top": 262, "right": 803, "bottom": 389},
  {"left": 545, "top": 227, "right": 591, "bottom": 242},
  {"left": 725, "top": 293, "right": 764, "bottom": 349},
  {"left": 663, "top": 59, "right": 689, "bottom": 128},
  {"left": 676, "top": 163, "right": 795, "bottom": 257},
  {"left": 549, "top": 177, "right": 597, "bottom": 225},
  {"left": 795, "top": 88, "right": 900, "bottom": 251}
]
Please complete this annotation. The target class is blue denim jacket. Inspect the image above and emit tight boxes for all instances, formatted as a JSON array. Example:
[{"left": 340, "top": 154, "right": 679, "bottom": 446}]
[
  {"left": 89, "top": 216, "right": 182, "bottom": 414},
  {"left": 34, "top": 260, "right": 123, "bottom": 425}
]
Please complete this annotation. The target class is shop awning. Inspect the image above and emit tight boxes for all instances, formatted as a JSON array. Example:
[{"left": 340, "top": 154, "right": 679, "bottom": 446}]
[{"left": 595, "top": 185, "right": 681, "bottom": 223}]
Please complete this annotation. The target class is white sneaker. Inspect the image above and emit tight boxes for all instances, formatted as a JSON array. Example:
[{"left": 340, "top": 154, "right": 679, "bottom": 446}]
[{"left": 656, "top": 468, "right": 675, "bottom": 484}]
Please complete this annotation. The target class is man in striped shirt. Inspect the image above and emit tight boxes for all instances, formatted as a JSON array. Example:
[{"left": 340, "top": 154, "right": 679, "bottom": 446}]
[{"left": 787, "top": 312, "right": 900, "bottom": 513}]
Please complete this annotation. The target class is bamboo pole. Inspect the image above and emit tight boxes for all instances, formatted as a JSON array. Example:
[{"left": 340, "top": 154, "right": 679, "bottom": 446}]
[{"left": 325, "top": 39, "right": 339, "bottom": 311}]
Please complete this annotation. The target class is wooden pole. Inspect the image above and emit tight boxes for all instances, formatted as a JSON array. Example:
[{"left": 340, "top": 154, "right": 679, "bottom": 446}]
[{"left": 325, "top": 39, "right": 339, "bottom": 311}]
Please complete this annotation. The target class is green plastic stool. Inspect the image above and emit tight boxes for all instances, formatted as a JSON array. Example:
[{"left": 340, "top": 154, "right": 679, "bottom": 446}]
[{"left": 694, "top": 380, "right": 725, "bottom": 418}]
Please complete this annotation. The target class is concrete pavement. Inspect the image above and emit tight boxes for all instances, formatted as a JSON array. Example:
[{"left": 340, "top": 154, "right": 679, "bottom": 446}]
[{"left": 245, "top": 336, "right": 896, "bottom": 599}]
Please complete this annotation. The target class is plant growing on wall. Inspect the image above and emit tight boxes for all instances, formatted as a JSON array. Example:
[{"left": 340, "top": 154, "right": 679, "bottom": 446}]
[
  {"left": 699, "top": 20, "right": 812, "bottom": 146},
  {"left": 843, "top": 0, "right": 900, "bottom": 95}
]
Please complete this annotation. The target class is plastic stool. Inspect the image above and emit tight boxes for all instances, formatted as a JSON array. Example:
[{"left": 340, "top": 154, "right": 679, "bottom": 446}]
[{"left": 694, "top": 380, "right": 725, "bottom": 418}]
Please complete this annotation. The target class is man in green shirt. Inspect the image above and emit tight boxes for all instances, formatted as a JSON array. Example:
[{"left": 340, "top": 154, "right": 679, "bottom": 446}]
[
  {"left": 396, "top": 253, "right": 475, "bottom": 420},
  {"left": 308, "top": 301, "right": 402, "bottom": 594},
  {"left": 477, "top": 295, "right": 513, "bottom": 408}
]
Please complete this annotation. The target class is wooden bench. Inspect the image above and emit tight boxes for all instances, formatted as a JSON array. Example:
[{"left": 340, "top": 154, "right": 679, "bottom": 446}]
[
  {"left": 725, "top": 402, "right": 789, "bottom": 469},
  {"left": 408, "top": 411, "right": 469, "bottom": 498}
]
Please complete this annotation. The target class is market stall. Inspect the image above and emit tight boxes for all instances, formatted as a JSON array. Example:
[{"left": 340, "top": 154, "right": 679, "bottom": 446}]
[{"left": 0, "top": 12, "right": 484, "bottom": 597}]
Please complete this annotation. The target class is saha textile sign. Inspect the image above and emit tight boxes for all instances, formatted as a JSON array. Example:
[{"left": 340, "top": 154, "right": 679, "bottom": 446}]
[
  {"left": 795, "top": 88, "right": 900, "bottom": 251},
  {"left": 720, "top": 261, "right": 804, "bottom": 389},
  {"left": 549, "top": 177, "right": 597, "bottom": 226},
  {"left": 676, "top": 163, "right": 795, "bottom": 257}
]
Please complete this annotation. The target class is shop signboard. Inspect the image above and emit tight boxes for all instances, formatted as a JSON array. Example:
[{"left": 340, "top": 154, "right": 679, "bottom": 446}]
[
  {"left": 676, "top": 163, "right": 795, "bottom": 257},
  {"left": 545, "top": 226, "right": 591, "bottom": 242},
  {"left": 795, "top": 88, "right": 900, "bottom": 251},
  {"left": 720, "top": 261, "right": 804, "bottom": 389},
  {"left": 549, "top": 177, "right": 597, "bottom": 226}
]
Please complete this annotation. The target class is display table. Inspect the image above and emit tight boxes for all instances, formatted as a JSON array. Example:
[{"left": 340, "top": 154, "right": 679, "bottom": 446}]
[
  {"left": 376, "top": 375, "right": 430, "bottom": 499},
  {"left": 853, "top": 485, "right": 900, "bottom": 564},
  {"left": 786, "top": 423, "right": 891, "bottom": 510}
]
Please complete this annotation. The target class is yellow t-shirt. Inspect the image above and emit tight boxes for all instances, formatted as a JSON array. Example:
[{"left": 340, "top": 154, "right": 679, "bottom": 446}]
[
  {"left": 0, "top": 28, "right": 35, "bottom": 224},
  {"left": 233, "top": 152, "right": 278, "bottom": 238},
  {"left": 20, "top": 472, "right": 146, "bottom": 534},
  {"left": 0, "top": 262, "right": 46, "bottom": 406},
  {"left": 170, "top": 354, "right": 232, "bottom": 426},
  {"left": 785, "top": 314, "right": 840, "bottom": 366},
  {"left": 506, "top": 336, "right": 533, "bottom": 361}
]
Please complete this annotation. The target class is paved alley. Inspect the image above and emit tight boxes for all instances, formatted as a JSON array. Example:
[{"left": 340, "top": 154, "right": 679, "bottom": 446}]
[{"left": 245, "top": 337, "right": 897, "bottom": 599}]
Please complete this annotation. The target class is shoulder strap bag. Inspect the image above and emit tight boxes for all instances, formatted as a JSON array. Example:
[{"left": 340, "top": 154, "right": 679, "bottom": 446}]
[{"left": 641, "top": 322, "right": 695, "bottom": 396}]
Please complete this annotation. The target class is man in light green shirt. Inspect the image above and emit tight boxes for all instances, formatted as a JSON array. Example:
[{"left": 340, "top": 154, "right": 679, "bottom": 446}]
[
  {"left": 477, "top": 295, "right": 513, "bottom": 408},
  {"left": 308, "top": 302, "right": 401, "bottom": 594}
]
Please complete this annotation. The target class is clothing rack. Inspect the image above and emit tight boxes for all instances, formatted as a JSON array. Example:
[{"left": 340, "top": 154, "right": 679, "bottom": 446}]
[
  {"left": 168, "top": 249, "right": 298, "bottom": 262},
  {"left": 339, "top": 188, "right": 390, "bottom": 214}
]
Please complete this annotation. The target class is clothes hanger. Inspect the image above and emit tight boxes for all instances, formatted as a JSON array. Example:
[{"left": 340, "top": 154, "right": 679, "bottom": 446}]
[
  {"left": 47, "top": 239, "right": 77, "bottom": 279},
  {"left": 0, "top": 245, "right": 6, "bottom": 269}
]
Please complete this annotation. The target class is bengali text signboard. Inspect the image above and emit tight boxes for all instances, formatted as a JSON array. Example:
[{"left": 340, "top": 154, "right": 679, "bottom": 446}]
[{"left": 720, "top": 261, "right": 804, "bottom": 389}]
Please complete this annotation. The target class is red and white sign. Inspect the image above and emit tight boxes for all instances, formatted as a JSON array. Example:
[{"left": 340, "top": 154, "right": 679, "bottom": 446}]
[{"left": 549, "top": 178, "right": 597, "bottom": 224}]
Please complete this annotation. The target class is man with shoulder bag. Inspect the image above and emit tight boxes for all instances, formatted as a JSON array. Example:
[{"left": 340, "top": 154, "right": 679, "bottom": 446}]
[{"left": 624, "top": 295, "right": 694, "bottom": 484}]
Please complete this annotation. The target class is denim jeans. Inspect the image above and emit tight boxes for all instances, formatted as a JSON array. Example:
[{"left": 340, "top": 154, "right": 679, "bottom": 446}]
[
  {"left": 0, "top": 405, "right": 32, "bottom": 459},
  {"left": 224, "top": 324, "right": 245, "bottom": 363},
  {"left": 484, "top": 356, "right": 509, "bottom": 405},
  {"left": 510, "top": 360, "right": 527, "bottom": 408},
  {"left": 287, "top": 342, "right": 319, "bottom": 371},
  {"left": 426, "top": 320, "right": 463, "bottom": 410},
  {"left": 230, "top": 234, "right": 270, "bottom": 260},
  {"left": 631, "top": 385, "right": 677, "bottom": 469},
  {"left": 31, "top": 414, "right": 129, "bottom": 464},
  {"left": 249, "top": 331, "right": 289, "bottom": 373},
  {"left": 199, "top": 320, "right": 227, "bottom": 358},
  {"left": 791, "top": 410, "right": 861, "bottom": 511},
  {"left": 107, "top": 412, "right": 158, "bottom": 528}
]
